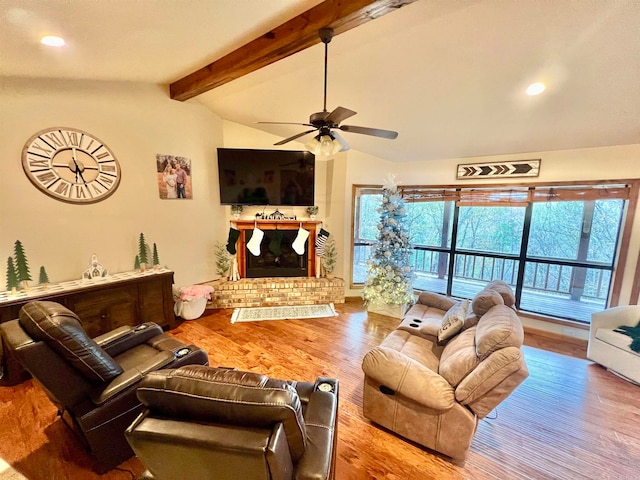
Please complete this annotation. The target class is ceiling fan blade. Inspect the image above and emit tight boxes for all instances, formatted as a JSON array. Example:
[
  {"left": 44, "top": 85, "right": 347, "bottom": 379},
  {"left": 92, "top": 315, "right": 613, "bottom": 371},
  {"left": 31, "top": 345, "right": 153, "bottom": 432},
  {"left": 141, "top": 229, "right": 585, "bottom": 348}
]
[
  {"left": 339, "top": 125, "right": 399, "bottom": 139},
  {"left": 257, "top": 121, "right": 314, "bottom": 127},
  {"left": 325, "top": 106, "right": 357, "bottom": 125},
  {"left": 274, "top": 129, "right": 318, "bottom": 146}
]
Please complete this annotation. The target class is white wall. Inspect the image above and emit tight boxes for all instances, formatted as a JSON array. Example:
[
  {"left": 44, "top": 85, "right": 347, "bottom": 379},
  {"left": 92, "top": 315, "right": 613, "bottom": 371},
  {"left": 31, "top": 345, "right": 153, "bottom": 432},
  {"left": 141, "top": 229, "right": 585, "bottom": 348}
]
[{"left": 0, "top": 78, "right": 225, "bottom": 287}]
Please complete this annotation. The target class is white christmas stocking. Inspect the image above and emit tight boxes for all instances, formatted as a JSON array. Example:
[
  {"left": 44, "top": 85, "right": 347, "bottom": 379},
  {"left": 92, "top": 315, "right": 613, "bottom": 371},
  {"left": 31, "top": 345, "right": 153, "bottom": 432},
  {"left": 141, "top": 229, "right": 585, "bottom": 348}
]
[
  {"left": 247, "top": 227, "right": 264, "bottom": 256},
  {"left": 292, "top": 227, "right": 310, "bottom": 255}
]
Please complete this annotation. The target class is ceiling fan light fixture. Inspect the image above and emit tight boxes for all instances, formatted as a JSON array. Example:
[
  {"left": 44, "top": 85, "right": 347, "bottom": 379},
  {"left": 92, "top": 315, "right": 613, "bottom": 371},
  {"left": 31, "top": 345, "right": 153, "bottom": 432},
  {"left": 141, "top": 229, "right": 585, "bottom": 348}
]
[
  {"left": 320, "top": 134, "right": 340, "bottom": 155},
  {"left": 332, "top": 131, "right": 350, "bottom": 152},
  {"left": 304, "top": 136, "right": 321, "bottom": 154},
  {"left": 305, "top": 132, "right": 347, "bottom": 156}
]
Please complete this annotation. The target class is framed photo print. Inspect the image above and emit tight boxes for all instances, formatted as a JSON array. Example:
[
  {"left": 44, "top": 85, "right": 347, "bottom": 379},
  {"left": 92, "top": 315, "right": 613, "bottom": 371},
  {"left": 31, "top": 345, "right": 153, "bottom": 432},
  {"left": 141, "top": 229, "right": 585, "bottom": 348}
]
[{"left": 156, "top": 154, "right": 193, "bottom": 199}]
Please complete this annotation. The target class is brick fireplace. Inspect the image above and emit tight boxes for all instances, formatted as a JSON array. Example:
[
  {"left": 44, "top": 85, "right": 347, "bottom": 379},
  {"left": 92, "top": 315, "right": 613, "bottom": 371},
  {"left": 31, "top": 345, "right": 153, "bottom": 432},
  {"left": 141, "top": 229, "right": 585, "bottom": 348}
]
[
  {"left": 234, "top": 220, "right": 320, "bottom": 278},
  {"left": 245, "top": 229, "right": 308, "bottom": 278},
  {"left": 206, "top": 277, "right": 345, "bottom": 309},
  {"left": 205, "top": 219, "right": 345, "bottom": 309}
]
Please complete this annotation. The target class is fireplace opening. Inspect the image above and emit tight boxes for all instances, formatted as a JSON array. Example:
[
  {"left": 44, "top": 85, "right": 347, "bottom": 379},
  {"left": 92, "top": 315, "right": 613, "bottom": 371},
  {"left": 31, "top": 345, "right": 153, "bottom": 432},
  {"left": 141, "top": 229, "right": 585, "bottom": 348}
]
[{"left": 245, "top": 229, "right": 308, "bottom": 278}]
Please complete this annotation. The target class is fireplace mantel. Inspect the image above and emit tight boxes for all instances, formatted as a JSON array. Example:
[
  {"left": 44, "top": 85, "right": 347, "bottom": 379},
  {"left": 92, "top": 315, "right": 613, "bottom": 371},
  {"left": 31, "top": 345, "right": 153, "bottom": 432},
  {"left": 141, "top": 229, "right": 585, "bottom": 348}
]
[{"left": 232, "top": 219, "right": 322, "bottom": 278}]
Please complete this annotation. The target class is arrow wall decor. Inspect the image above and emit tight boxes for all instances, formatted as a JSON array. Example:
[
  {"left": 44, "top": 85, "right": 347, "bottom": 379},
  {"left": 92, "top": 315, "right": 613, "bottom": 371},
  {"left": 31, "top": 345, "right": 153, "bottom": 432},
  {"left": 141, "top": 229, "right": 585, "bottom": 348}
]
[{"left": 456, "top": 159, "right": 541, "bottom": 179}]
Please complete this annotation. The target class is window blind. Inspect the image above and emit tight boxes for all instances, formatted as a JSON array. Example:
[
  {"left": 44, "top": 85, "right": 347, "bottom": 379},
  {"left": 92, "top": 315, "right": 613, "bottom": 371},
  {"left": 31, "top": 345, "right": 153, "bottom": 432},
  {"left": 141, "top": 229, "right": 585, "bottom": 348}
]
[{"left": 400, "top": 184, "right": 630, "bottom": 205}]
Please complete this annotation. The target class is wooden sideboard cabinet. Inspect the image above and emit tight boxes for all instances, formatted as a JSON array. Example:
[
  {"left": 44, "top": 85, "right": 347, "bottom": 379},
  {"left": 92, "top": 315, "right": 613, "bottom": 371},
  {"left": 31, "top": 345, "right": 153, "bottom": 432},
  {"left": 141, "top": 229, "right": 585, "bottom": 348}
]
[{"left": 0, "top": 270, "right": 177, "bottom": 337}]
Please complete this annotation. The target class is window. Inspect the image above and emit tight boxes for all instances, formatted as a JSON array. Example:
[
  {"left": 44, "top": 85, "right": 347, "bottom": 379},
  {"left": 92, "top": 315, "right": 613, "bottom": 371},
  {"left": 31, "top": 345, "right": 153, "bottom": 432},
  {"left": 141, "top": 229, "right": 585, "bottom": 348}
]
[
  {"left": 353, "top": 188, "right": 382, "bottom": 284},
  {"left": 519, "top": 198, "right": 624, "bottom": 319},
  {"left": 352, "top": 183, "right": 630, "bottom": 323}
]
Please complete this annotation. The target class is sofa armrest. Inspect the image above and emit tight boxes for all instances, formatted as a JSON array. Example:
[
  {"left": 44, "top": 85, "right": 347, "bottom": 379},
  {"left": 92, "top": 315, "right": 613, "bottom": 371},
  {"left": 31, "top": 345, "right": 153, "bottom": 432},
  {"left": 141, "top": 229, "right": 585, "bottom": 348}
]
[
  {"left": 96, "top": 323, "right": 164, "bottom": 357},
  {"left": 362, "top": 346, "right": 454, "bottom": 410},
  {"left": 591, "top": 306, "right": 640, "bottom": 330},
  {"left": 590, "top": 306, "right": 640, "bottom": 346},
  {"left": 295, "top": 377, "right": 339, "bottom": 480},
  {"left": 93, "top": 326, "right": 134, "bottom": 347},
  {"left": 455, "top": 347, "right": 526, "bottom": 406},
  {"left": 90, "top": 350, "right": 175, "bottom": 405},
  {"left": 416, "top": 291, "right": 456, "bottom": 311}
]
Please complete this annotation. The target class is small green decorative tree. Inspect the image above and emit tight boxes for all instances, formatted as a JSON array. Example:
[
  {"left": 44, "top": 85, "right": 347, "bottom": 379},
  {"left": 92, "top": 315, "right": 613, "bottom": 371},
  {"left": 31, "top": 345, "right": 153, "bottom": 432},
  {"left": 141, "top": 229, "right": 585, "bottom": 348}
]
[
  {"left": 38, "top": 266, "right": 50, "bottom": 285},
  {"left": 322, "top": 238, "right": 338, "bottom": 276},
  {"left": 138, "top": 233, "right": 148, "bottom": 269},
  {"left": 134, "top": 255, "right": 141, "bottom": 271},
  {"left": 213, "top": 241, "right": 231, "bottom": 277},
  {"left": 6, "top": 257, "right": 19, "bottom": 293},
  {"left": 14, "top": 240, "right": 32, "bottom": 289},
  {"left": 152, "top": 243, "right": 160, "bottom": 268},
  {"left": 362, "top": 175, "right": 413, "bottom": 307}
]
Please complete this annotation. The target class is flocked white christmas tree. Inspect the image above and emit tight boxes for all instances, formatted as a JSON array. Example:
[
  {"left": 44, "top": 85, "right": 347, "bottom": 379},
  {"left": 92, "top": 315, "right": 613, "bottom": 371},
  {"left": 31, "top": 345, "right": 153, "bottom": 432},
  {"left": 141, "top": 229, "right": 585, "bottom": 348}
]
[{"left": 362, "top": 175, "right": 414, "bottom": 306}]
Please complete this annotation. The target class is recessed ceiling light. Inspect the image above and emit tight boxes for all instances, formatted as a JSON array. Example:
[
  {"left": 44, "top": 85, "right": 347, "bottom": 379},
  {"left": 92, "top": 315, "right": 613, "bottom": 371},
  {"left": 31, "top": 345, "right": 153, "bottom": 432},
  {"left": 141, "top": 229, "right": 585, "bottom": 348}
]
[
  {"left": 526, "top": 82, "right": 545, "bottom": 96},
  {"left": 41, "top": 35, "right": 65, "bottom": 47}
]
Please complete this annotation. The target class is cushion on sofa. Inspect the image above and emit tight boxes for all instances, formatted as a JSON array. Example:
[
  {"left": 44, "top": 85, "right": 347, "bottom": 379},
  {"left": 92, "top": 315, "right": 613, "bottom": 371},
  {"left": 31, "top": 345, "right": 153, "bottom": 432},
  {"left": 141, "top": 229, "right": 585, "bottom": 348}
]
[
  {"left": 381, "top": 330, "right": 442, "bottom": 371},
  {"left": 462, "top": 309, "right": 480, "bottom": 331},
  {"left": 417, "top": 291, "right": 456, "bottom": 311},
  {"left": 595, "top": 328, "right": 640, "bottom": 357},
  {"left": 438, "top": 329, "right": 480, "bottom": 386},
  {"left": 472, "top": 289, "right": 504, "bottom": 317},
  {"left": 19, "top": 301, "right": 123, "bottom": 383},
  {"left": 454, "top": 346, "right": 527, "bottom": 417},
  {"left": 137, "top": 365, "right": 307, "bottom": 462},
  {"left": 485, "top": 280, "right": 516, "bottom": 307},
  {"left": 437, "top": 300, "right": 469, "bottom": 345},
  {"left": 475, "top": 305, "right": 524, "bottom": 360}
]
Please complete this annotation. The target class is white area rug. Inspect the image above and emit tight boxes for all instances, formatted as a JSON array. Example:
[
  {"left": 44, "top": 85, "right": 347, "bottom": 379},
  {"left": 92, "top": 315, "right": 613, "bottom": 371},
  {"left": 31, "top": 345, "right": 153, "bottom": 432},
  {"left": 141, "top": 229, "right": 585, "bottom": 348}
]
[
  {"left": 231, "top": 303, "right": 337, "bottom": 323},
  {"left": 0, "top": 458, "right": 26, "bottom": 480}
]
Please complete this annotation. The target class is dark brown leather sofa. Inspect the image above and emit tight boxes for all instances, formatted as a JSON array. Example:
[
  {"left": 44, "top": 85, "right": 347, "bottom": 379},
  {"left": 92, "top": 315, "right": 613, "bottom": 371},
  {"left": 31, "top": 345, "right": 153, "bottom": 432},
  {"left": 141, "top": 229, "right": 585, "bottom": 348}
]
[
  {"left": 0, "top": 300, "right": 208, "bottom": 473},
  {"left": 125, "top": 365, "right": 339, "bottom": 480}
]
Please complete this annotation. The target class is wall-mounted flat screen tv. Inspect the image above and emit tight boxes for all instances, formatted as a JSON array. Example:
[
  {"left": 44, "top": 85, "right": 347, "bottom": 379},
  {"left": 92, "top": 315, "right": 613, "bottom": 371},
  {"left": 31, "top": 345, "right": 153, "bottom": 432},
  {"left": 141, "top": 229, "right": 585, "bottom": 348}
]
[{"left": 217, "top": 148, "right": 315, "bottom": 206}]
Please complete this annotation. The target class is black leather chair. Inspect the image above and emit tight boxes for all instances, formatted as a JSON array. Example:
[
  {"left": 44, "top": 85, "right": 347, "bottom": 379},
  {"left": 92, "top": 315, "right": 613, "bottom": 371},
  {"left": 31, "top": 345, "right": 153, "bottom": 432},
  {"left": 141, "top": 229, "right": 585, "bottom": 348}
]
[
  {"left": 125, "top": 365, "right": 339, "bottom": 480},
  {"left": 0, "top": 301, "right": 208, "bottom": 472}
]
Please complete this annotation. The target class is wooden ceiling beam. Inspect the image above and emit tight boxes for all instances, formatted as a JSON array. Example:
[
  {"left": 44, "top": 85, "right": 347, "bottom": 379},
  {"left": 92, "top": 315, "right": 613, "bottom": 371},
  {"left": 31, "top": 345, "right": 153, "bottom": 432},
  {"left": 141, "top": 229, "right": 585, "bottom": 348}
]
[{"left": 169, "top": 0, "right": 418, "bottom": 101}]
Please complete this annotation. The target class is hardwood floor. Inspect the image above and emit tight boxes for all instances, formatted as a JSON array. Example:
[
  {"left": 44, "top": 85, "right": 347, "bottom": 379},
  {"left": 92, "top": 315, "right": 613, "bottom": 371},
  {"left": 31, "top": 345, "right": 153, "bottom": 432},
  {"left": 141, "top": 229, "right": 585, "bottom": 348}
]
[{"left": 1, "top": 297, "right": 639, "bottom": 479}]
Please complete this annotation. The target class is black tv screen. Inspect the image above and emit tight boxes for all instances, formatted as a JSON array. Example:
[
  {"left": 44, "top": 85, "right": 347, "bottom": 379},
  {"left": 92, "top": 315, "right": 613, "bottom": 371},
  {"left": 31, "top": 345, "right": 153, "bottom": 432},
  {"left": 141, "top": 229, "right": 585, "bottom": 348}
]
[{"left": 217, "top": 148, "right": 315, "bottom": 206}]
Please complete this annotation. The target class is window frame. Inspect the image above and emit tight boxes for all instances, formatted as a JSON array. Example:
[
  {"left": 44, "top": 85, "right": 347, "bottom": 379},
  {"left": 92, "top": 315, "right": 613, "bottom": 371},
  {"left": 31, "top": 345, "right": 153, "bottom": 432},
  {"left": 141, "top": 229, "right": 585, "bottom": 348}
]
[{"left": 351, "top": 179, "right": 640, "bottom": 323}]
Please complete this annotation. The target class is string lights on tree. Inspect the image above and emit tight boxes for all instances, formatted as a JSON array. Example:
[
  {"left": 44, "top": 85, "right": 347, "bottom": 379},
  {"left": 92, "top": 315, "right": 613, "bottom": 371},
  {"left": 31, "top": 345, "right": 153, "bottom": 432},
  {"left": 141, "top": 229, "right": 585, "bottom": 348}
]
[{"left": 362, "top": 175, "right": 414, "bottom": 307}]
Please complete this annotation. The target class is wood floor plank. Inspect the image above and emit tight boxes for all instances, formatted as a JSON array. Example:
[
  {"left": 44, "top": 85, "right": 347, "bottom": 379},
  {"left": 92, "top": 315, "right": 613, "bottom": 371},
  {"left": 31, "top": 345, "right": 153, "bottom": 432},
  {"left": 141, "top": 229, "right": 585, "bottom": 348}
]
[{"left": 1, "top": 297, "right": 639, "bottom": 479}]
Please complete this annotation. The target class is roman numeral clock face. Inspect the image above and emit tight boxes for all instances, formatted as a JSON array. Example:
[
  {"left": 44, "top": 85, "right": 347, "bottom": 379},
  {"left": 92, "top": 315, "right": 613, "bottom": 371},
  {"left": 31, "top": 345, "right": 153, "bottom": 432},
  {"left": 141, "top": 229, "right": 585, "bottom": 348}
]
[{"left": 22, "top": 127, "right": 121, "bottom": 204}]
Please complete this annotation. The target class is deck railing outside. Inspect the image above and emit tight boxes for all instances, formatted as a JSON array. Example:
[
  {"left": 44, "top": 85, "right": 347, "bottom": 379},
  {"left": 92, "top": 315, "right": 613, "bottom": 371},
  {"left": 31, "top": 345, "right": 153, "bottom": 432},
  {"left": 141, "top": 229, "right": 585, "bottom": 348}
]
[{"left": 353, "top": 242, "right": 609, "bottom": 322}]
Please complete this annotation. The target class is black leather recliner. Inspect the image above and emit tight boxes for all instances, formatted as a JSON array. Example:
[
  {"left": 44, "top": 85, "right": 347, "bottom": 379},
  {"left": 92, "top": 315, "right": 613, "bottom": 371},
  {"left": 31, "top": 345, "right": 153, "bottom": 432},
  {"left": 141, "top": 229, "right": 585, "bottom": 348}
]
[
  {"left": 0, "top": 300, "right": 208, "bottom": 473},
  {"left": 125, "top": 365, "right": 339, "bottom": 480}
]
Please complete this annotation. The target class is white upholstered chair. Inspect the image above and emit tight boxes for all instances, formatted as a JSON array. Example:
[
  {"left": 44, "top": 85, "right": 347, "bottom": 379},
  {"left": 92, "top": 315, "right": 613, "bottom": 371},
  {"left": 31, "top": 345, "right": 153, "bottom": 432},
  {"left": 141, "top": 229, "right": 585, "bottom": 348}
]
[{"left": 587, "top": 305, "right": 640, "bottom": 384}]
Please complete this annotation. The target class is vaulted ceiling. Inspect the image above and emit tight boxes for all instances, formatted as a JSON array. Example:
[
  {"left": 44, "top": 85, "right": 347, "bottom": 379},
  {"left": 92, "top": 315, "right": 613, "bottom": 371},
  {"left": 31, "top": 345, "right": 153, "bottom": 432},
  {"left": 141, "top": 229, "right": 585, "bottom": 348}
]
[{"left": 2, "top": 0, "right": 639, "bottom": 162}]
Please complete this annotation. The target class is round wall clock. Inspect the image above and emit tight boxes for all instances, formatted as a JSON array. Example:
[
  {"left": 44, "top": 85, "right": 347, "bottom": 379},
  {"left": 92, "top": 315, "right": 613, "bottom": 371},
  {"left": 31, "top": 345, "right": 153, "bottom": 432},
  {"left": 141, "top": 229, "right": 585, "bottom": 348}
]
[{"left": 22, "top": 127, "right": 122, "bottom": 204}]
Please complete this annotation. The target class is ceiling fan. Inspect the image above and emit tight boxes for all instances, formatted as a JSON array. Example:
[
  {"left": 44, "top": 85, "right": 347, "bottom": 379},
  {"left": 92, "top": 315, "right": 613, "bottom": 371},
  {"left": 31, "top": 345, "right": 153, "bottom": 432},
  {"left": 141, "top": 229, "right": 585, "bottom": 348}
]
[{"left": 258, "top": 27, "right": 398, "bottom": 156}]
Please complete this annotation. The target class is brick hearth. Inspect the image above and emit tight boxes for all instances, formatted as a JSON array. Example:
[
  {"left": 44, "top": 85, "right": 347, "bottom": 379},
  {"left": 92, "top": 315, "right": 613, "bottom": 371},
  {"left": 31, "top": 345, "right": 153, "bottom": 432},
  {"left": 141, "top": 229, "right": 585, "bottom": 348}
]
[{"left": 205, "top": 277, "right": 345, "bottom": 309}]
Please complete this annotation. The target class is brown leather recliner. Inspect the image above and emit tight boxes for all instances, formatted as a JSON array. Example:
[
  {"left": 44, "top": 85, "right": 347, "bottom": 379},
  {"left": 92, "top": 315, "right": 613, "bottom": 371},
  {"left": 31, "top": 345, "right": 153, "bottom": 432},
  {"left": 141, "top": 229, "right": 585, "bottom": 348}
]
[
  {"left": 125, "top": 365, "right": 339, "bottom": 480},
  {"left": 0, "top": 301, "right": 208, "bottom": 473}
]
